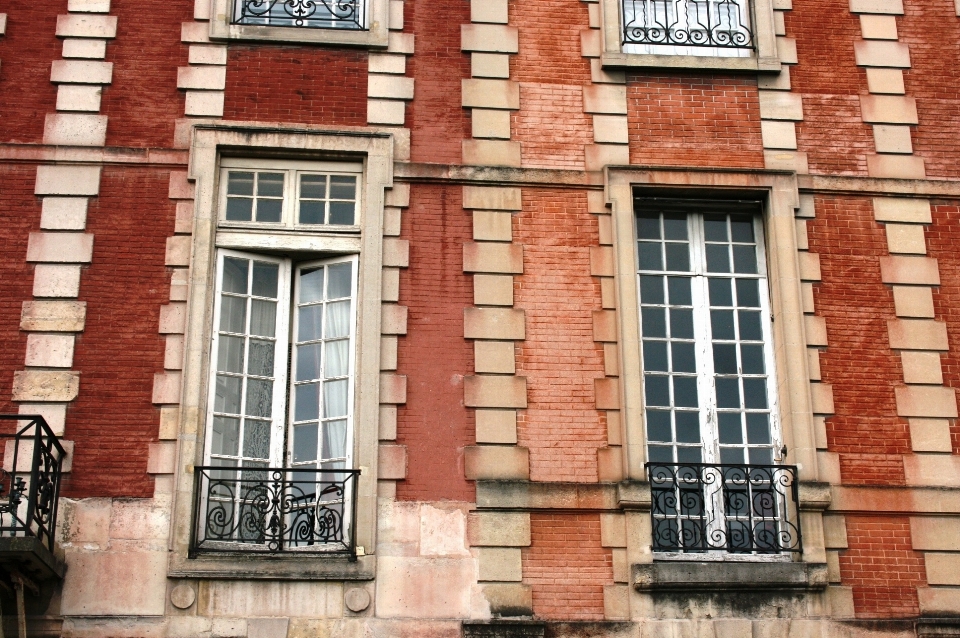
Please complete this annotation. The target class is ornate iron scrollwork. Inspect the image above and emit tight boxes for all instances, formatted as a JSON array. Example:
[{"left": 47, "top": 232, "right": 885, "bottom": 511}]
[
  {"left": 233, "top": 0, "right": 365, "bottom": 29},
  {"left": 622, "top": 0, "right": 754, "bottom": 49}
]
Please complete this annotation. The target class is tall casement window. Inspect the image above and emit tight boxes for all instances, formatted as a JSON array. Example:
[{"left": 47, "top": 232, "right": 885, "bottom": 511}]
[
  {"left": 620, "top": 0, "right": 754, "bottom": 57},
  {"left": 637, "top": 201, "right": 799, "bottom": 557}
]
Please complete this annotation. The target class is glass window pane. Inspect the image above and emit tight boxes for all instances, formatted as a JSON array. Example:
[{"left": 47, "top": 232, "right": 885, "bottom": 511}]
[
  {"left": 676, "top": 447, "right": 702, "bottom": 463},
  {"left": 217, "top": 335, "right": 244, "bottom": 373},
  {"left": 662, "top": 214, "right": 687, "bottom": 240},
  {"left": 708, "top": 278, "right": 733, "bottom": 306},
  {"left": 250, "top": 300, "right": 277, "bottom": 337},
  {"left": 643, "top": 340, "right": 668, "bottom": 371},
  {"left": 704, "top": 215, "right": 728, "bottom": 241},
  {"left": 647, "top": 445, "right": 673, "bottom": 463},
  {"left": 738, "top": 311, "right": 763, "bottom": 341},
  {"left": 330, "top": 175, "right": 357, "bottom": 200},
  {"left": 747, "top": 413, "right": 770, "bottom": 444},
  {"left": 713, "top": 343, "right": 738, "bottom": 374},
  {"left": 733, "top": 245, "right": 758, "bottom": 274},
  {"left": 300, "top": 174, "right": 327, "bottom": 199},
  {"left": 329, "top": 201, "right": 356, "bottom": 225},
  {"left": 719, "top": 447, "right": 744, "bottom": 464},
  {"left": 705, "top": 244, "right": 730, "bottom": 273},
  {"left": 219, "top": 296, "right": 247, "bottom": 333},
  {"left": 323, "top": 379, "right": 349, "bottom": 418},
  {"left": 749, "top": 447, "right": 773, "bottom": 465},
  {"left": 715, "top": 377, "right": 741, "bottom": 409},
  {"left": 215, "top": 375, "right": 242, "bottom": 414},
  {"left": 673, "top": 376, "right": 698, "bottom": 408},
  {"left": 644, "top": 375, "right": 670, "bottom": 407},
  {"left": 325, "top": 301, "right": 351, "bottom": 339},
  {"left": 665, "top": 243, "right": 690, "bottom": 272},
  {"left": 669, "top": 308, "right": 694, "bottom": 339},
  {"left": 730, "top": 216, "right": 754, "bottom": 243},
  {"left": 245, "top": 378, "right": 273, "bottom": 418},
  {"left": 646, "top": 410, "right": 672, "bottom": 441},
  {"left": 667, "top": 277, "right": 692, "bottom": 306},
  {"left": 637, "top": 215, "right": 661, "bottom": 240},
  {"left": 222, "top": 258, "right": 249, "bottom": 294},
  {"left": 641, "top": 307, "right": 667, "bottom": 338},
  {"left": 255, "top": 198, "right": 282, "bottom": 223},
  {"left": 324, "top": 340, "right": 349, "bottom": 378},
  {"left": 300, "top": 268, "right": 325, "bottom": 304},
  {"left": 640, "top": 276, "right": 665, "bottom": 304},
  {"left": 298, "top": 305, "right": 323, "bottom": 342},
  {"left": 226, "top": 198, "right": 253, "bottom": 222},
  {"left": 252, "top": 262, "right": 279, "bottom": 298},
  {"left": 212, "top": 416, "right": 240, "bottom": 456},
  {"left": 718, "top": 412, "right": 743, "bottom": 444},
  {"left": 296, "top": 343, "right": 323, "bottom": 381},
  {"left": 295, "top": 383, "right": 321, "bottom": 422},
  {"left": 243, "top": 419, "right": 271, "bottom": 460},
  {"left": 671, "top": 342, "right": 696, "bottom": 373},
  {"left": 327, "top": 263, "right": 353, "bottom": 299},
  {"left": 323, "top": 419, "right": 348, "bottom": 460},
  {"left": 257, "top": 173, "right": 284, "bottom": 197},
  {"left": 638, "top": 242, "right": 663, "bottom": 271},
  {"left": 228, "top": 172, "right": 255, "bottom": 196},
  {"left": 735, "top": 278, "right": 760, "bottom": 308},
  {"left": 299, "top": 200, "right": 326, "bottom": 225},
  {"left": 711, "top": 310, "right": 736, "bottom": 340},
  {"left": 675, "top": 411, "right": 700, "bottom": 443},
  {"left": 740, "top": 344, "right": 765, "bottom": 374},
  {"left": 247, "top": 339, "right": 275, "bottom": 377},
  {"left": 743, "top": 378, "right": 768, "bottom": 409},
  {"left": 293, "top": 423, "right": 319, "bottom": 463}
]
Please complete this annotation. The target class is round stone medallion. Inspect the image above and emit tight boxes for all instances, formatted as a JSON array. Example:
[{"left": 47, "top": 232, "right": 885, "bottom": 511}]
[
  {"left": 170, "top": 583, "right": 197, "bottom": 610},
  {"left": 344, "top": 587, "right": 371, "bottom": 613}
]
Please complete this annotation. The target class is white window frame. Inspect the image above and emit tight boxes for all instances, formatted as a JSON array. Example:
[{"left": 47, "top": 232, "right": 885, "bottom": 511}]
[{"left": 209, "top": 0, "right": 389, "bottom": 47}]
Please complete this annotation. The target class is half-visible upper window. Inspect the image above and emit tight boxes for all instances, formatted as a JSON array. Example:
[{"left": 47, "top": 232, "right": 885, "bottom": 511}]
[
  {"left": 232, "top": 0, "right": 366, "bottom": 30},
  {"left": 621, "top": 0, "right": 754, "bottom": 58},
  {"left": 209, "top": 0, "right": 388, "bottom": 47}
]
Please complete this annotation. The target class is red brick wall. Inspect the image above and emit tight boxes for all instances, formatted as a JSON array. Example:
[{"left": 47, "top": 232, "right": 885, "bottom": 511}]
[
  {"left": 522, "top": 513, "right": 613, "bottom": 620},
  {"left": 925, "top": 202, "right": 960, "bottom": 451},
  {"left": 839, "top": 515, "right": 926, "bottom": 618},
  {"left": 626, "top": 73, "right": 765, "bottom": 168},
  {"left": 513, "top": 83, "right": 592, "bottom": 170},
  {"left": 900, "top": 6, "right": 960, "bottom": 179},
  {"left": 63, "top": 167, "right": 174, "bottom": 498},
  {"left": 406, "top": 0, "right": 470, "bottom": 164},
  {"left": 0, "top": 166, "right": 40, "bottom": 415},
  {"left": 395, "top": 184, "right": 475, "bottom": 503},
  {"left": 515, "top": 189, "right": 606, "bottom": 482},
  {"left": 795, "top": 95, "right": 874, "bottom": 176},
  {"left": 807, "top": 196, "right": 910, "bottom": 485},
  {"left": 223, "top": 47, "right": 367, "bottom": 127},
  {"left": 100, "top": 0, "right": 191, "bottom": 148},
  {"left": 0, "top": 4, "right": 61, "bottom": 144},
  {"left": 511, "top": 0, "right": 590, "bottom": 85}
]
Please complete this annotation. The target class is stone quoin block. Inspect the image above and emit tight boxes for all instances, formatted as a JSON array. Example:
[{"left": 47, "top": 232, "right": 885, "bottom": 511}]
[
  {"left": 380, "top": 374, "right": 407, "bottom": 404},
  {"left": 461, "top": 79, "right": 520, "bottom": 110},
  {"left": 901, "top": 351, "right": 943, "bottom": 384},
  {"left": 68, "top": 0, "right": 111, "bottom": 11},
  {"left": 368, "top": 74, "right": 415, "bottom": 100},
  {"left": 184, "top": 91, "right": 225, "bottom": 117},
  {"left": 471, "top": 53, "right": 511, "bottom": 79},
  {"left": 35, "top": 165, "right": 101, "bottom": 196},
  {"left": 462, "top": 139, "right": 522, "bottom": 167},
  {"left": 43, "top": 113, "right": 108, "bottom": 146},
  {"left": 468, "top": 511, "right": 531, "bottom": 547},
  {"left": 382, "top": 238, "right": 410, "bottom": 268},
  {"left": 464, "top": 308, "right": 526, "bottom": 340},
  {"left": 61, "top": 39, "right": 107, "bottom": 60},
  {"left": 585, "top": 144, "right": 631, "bottom": 171},
  {"left": 176, "top": 66, "right": 226, "bottom": 90},
  {"left": 893, "top": 286, "right": 935, "bottom": 318},
  {"left": 873, "top": 125, "right": 914, "bottom": 154},
  {"left": 866, "top": 68, "right": 906, "bottom": 94},
  {"left": 477, "top": 547, "right": 522, "bottom": 582},
  {"left": 475, "top": 409, "right": 518, "bottom": 444},
  {"left": 26, "top": 232, "right": 94, "bottom": 264},
  {"left": 25, "top": 334, "right": 75, "bottom": 368},
  {"left": 368, "top": 53, "right": 406, "bottom": 75},
  {"left": 12, "top": 370, "right": 80, "bottom": 402},
  {"left": 21, "top": 301, "right": 86, "bottom": 332},
  {"left": 463, "top": 242, "right": 523, "bottom": 274},
  {"left": 460, "top": 24, "right": 519, "bottom": 53},
  {"left": 860, "top": 14, "right": 899, "bottom": 39},
  {"left": 884, "top": 223, "right": 926, "bottom": 254},
  {"left": 50, "top": 60, "right": 113, "bottom": 84},
  {"left": 880, "top": 256, "right": 940, "bottom": 285},
  {"left": 188, "top": 44, "right": 228, "bottom": 66},
  {"left": 472, "top": 210, "right": 513, "bottom": 241},
  {"left": 854, "top": 40, "right": 911, "bottom": 67},
  {"left": 474, "top": 274, "right": 514, "bottom": 306},
  {"left": 381, "top": 304, "right": 408, "bottom": 335},
  {"left": 464, "top": 375, "right": 527, "bottom": 408},
  {"left": 850, "top": 0, "right": 904, "bottom": 12},
  {"left": 368, "top": 100, "right": 406, "bottom": 126},
  {"left": 56, "top": 14, "right": 117, "bottom": 39},
  {"left": 758, "top": 91, "right": 804, "bottom": 120},
  {"left": 464, "top": 445, "right": 530, "bottom": 480},
  {"left": 378, "top": 445, "right": 408, "bottom": 480},
  {"left": 887, "top": 319, "right": 948, "bottom": 351},
  {"left": 33, "top": 265, "right": 83, "bottom": 298},
  {"left": 56, "top": 85, "right": 103, "bottom": 112},
  {"left": 860, "top": 95, "right": 919, "bottom": 124},
  {"left": 583, "top": 84, "right": 628, "bottom": 114},
  {"left": 474, "top": 341, "right": 516, "bottom": 374},
  {"left": 463, "top": 186, "right": 522, "bottom": 211},
  {"left": 874, "top": 197, "right": 932, "bottom": 223},
  {"left": 471, "top": 0, "right": 509, "bottom": 23},
  {"left": 895, "top": 385, "right": 958, "bottom": 418},
  {"left": 472, "top": 109, "right": 512, "bottom": 139}
]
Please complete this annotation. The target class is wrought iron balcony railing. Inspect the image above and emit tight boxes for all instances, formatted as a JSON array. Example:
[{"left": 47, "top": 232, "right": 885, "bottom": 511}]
[
  {"left": 191, "top": 466, "right": 361, "bottom": 559},
  {"left": 232, "top": 0, "right": 366, "bottom": 29},
  {"left": 0, "top": 415, "right": 66, "bottom": 556},
  {"left": 622, "top": 0, "right": 755, "bottom": 50},
  {"left": 646, "top": 462, "right": 801, "bottom": 555}
]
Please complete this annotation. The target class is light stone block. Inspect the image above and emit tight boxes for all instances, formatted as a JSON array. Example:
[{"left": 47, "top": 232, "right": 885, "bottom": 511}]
[
  {"left": 19, "top": 403, "right": 67, "bottom": 435},
  {"left": 62, "top": 39, "right": 107, "bottom": 59},
  {"left": 758, "top": 66, "right": 791, "bottom": 91},
  {"left": 604, "top": 342, "right": 620, "bottom": 376},
  {"left": 874, "top": 197, "right": 931, "bottom": 223},
  {"left": 188, "top": 44, "right": 228, "bottom": 65},
  {"left": 35, "top": 165, "right": 101, "bottom": 196},
  {"left": 604, "top": 585, "right": 630, "bottom": 620},
  {"left": 758, "top": 91, "right": 804, "bottom": 121},
  {"left": 827, "top": 551, "right": 842, "bottom": 582},
  {"left": 385, "top": 183, "right": 410, "bottom": 208},
  {"left": 27, "top": 232, "right": 94, "bottom": 263},
  {"left": 383, "top": 237, "right": 410, "bottom": 267},
  {"left": 796, "top": 219, "right": 809, "bottom": 250},
  {"left": 56, "top": 14, "right": 117, "bottom": 38},
  {"left": 761, "top": 120, "right": 798, "bottom": 149},
  {"left": 472, "top": 109, "right": 511, "bottom": 139},
  {"left": 810, "top": 382, "right": 835, "bottom": 414},
  {"left": 25, "top": 334, "right": 75, "bottom": 368},
  {"left": 21, "top": 300, "right": 86, "bottom": 332},
  {"left": 583, "top": 84, "right": 627, "bottom": 114},
  {"left": 471, "top": 0, "right": 509, "bottom": 23},
  {"left": 381, "top": 304, "right": 408, "bottom": 335},
  {"left": 50, "top": 60, "right": 113, "bottom": 84},
  {"left": 595, "top": 377, "right": 621, "bottom": 410},
  {"left": 461, "top": 24, "right": 519, "bottom": 53},
  {"left": 381, "top": 335, "right": 398, "bottom": 371},
  {"left": 464, "top": 375, "right": 527, "bottom": 408},
  {"left": 590, "top": 58, "right": 626, "bottom": 84},
  {"left": 464, "top": 445, "right": 529, "bottom": 479},
  {"left": 43, "top": 113, "right": 107, "bottom": 146},
  {"left": 774, "top": 11, "right": 786, "bottom": 35},
  {"left": 474, "top": 274, "right": 514, "bottom": 306},
  {"left": 33, "top": 264, "right": 82, "bottom": 298},
  {"left": 463, "top": 185, "right": 522, "bottom": 210},
  {"left": 593, "top": 310, "right": 618, "bottom": 343},
  {"left": 904, "top": 455, "right": 960, "bottom": 487},
  {"left": 57, "top": 84, "right": 102, "bottom": 112},
  {"left": 860, "top": 14, "right": 898, "bottom": 38},
  {"left": 376, "top": 557, "right": 475, "bottom": 618},
  {"left": 468, "top": 511, "right": 530, "bottom": 546},
  {"left": 880, "top": 256, "right": 939, "bottom": 285},
  {"left": 913, "top": 517, "right": 960, "bottom": 550},
  {"left": 481, "top": 584, "right": 533, "bottom": 616},
  {"left": 850, "top": 0, "right": 904, "bottom": 12},
  {"left": 68, "top": 0, "right": 111, "bottom": 11},
  {"left": 860, "top": 95, "right": 919, "bottom": 124},
  {"left": 926, "top": 554, "right": 960, "bottom": 585},
  {"left": 165, "top": 235, "right": 191, "bottom": 267},
  {"left": 599, "top": 215, "right": 614, "bottom": 246},
  {"left": 600, "top": 513, "right": 627, "bottom": 547},
  {"left": 379, "top": 444, "right": 407, "bottom": 480},
  {"left": 379, "top": 405, "right": 397, "bottom": 440},
  {"left": 593, "top": 115, "right": 629, "bottom": 144},
  {"left": 919, "top": 587, "right": 960, "bottom": 614},
  {"left": 181, "top": 21, "right": 211, "bottom": 43},
  {"left": 866, "top": 67, "right": 905, "bottom": 94},
  {"left": 854, "top": 40, "right": 910, "bottom": 68},
  {"left": 200, "top": 581, "right": 343, "bottom": 617},
  {"left": 184, "top": 91, "right": 224, "bottom": 117},
  {"left": 152, "top": 372, "right": 182, "bottom": 404},
  {"left": 368, "top": 74, "right": 415, "bottom": 100},
  {"left": 382, "top": 267, "right": 400, "bottom": 302},
  {"left": 159, "top": 406, "right": 180, "bottom": 440},
  {"left": 584, "top": 143, "right": 630, "bottom": 172},
  {"left": 0, "top": 14, "right": 5, "bottom": 35},
  {"left": 901, "top": 351, "right": 943, "bottom": 384},
  {"left": 478, "top": 547, "right": 522, "bottom": 582},
  {"left": 873, "top": 124, "right": 913, "bottom": 154},
  {"left": 764, "top": 150, "right": 810, "bottom": 173},
  {"left": 822, "top": 515, "right": 848, "bottom": 548},
  {"left": 159, "top": 303, "right": 187, "bottom": 334},
  {"left": 146, "top": 441, "right": 176, "bottom": 474},
  {"left": 463, "top": 242, "right": 523, "bottom": 274},
  {"left": 807, "top": 348, "right": 822, "bottom": 380},
  {"left": 471, "top": 53, "right": 510, "bottom": 79},
  {"left": 165, "top": 334, "right": 184, "bottom": 370},
  {"left": 61, "top": 549, "right": 167, "bottom": 616},
  {"left": 581, "top": 29, "right": 601, "bottom": 57},
  {"left": 387, "top": 31, "right": 415, "bottom": 54},
  {"left": 419, "top": 504, "right": 470, "bottom": 557},
  {"left": 601, "top": 278, "right": 617, "bottom": 309},
  {"left": 461, "top": 79, "right": 520, "bottom": 112},
  {"left": 384, "top": 207, "right": 402, "bottom": 236},
  {"left": 476, "top": 409, "right": 517, "bottom": 444},
  {"left": 473, "top": 210, "right": 512, "bottom": 241},
  {"left": 776, "top": 37, "right": 798, "bottom": 63},
  {"left": 12, "top": 370, "right": 80, "bottom": 402},
  {"left": 475, "top": 341, "right": 515, "bottom": 374},
  {"left": 893, "top": 286, "right": 935, "bottom": 318},
  {"left": 797, "top": 193, "right": 816, "bottom": 218},
  {"left": 462, "top": 139, "right": 522, "bottom": 167},
  {"left": 176, "top": 66, "right": 226, "bottom": 90},
  {"left": 867, "top": 154, "right": 926, "bottom": 179},
  {"left": 804, "top": 315, "right": 828, "bottom": 346},
  {"left": 888, "top": 319, "right": 948, "bottom": 351},
  {"left": 380, "top": 373, "right": 407, "bottom": 404},
  {"left": 885, "top": 222, "right": 926, "bottom": 254},
  {"left": 909, "top": 418, "right": 952, "bottom": 452},
  {"left": 896, "top": 385, "right": 957, "bottom": 418},
  {"left": 464, "top": 308, "right": 525, "bottom": 340}
]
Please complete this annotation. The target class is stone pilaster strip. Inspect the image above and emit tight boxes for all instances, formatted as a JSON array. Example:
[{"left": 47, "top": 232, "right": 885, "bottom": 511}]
[
  {"left": 367, "top": 1, "right": 414, "bottom": 128},
  {"left": 175, "top": 0, "right": 227, "bottom": 132}
]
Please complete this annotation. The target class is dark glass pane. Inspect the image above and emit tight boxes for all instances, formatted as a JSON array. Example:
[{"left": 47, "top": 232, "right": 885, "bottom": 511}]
[
  {"left": 245, "top": 379, "right": 273, "bottom": 418},
  {"left": 738, "top": 310, "right": 763, "bottom": 341},
  {"left": 295, "top": 383, "right": 321, "bottom": 422},
  {"left": 676, "top": 447, "right": 702, "bottom": 463},
  {"left": 330, "top": 175, "right": 357, "bottom": 200},
  {"left": 718, "top": 412, "right": 743, "bottom": 444},
  {"left": 215, "top": 375, "right": 242, "bottom": 414},
  {"left": 647, "top": 445, "right": 673, "bottom": 463},
  {"left": 640, "top": 276, "right": 665, "bottom": 304},
  {"left": 671, "top": 342, "right": 696, "bottom": 373},
  {"left": 670, "top": 308, "right": 694, "bottom": 339},
  {"left": 225, "top": 197, "right": 253, "bottom": 221},
  {"left": 251, "top": 261, "right": 279, "bottom": 298},
  {"left": 329, "top": 201, "right": 356, "bottom": 225},
  {"left": 227, "top": 171, "right": 255, "bottom": 196},
  {"left": 299, "top": 200, "right": 326, "bottom": 225},
  {"left": 256, "top": 198, "right": 282, "bottom": 223},
  {"left": 704, "top": 215, "right": 728, "bottom": 242},
  {"left": 675, "top": 411, "right": 700, "bottom": 443},
  {"left": 740, "top": 344, "right": 765, "bottom": 374},
  {"left": 257, "top": 173, "right": 284, "bottom": 197},
  {"left": 749, "top": 447, "right": 773, "bottom": 465},
  {"left": 219, "top": 296, "right": 246, "bottom": 333},
  {"left": 299, "top": 268, "right": 324, "bottom": 304},
  {"left": 668, "top": 277, "right": 692, "bottom": 306},
  {"left": 222, "top": 257, "right": 249, "bottom": 294},
  {"left": 294, "top": 423, "right": 319, "bottom": 463},
  {"left": 212, "top": 416, "right": 240, "bottom": 456},
  {"left": 638, "top": 242, "right": 663, "bottom": 271},
  {"left": 643, "top": 340, "right": 668, "bottom": 371},
  {"left": 706, "top": 244, "right": 730, "bottom": 273},
  {"left": 298, "top": 305, "right": 323, "bottom": 342},
  {"left": 711, "top": 310, "right": 736, "bottom": 340},
  {"left": 735, "top": 278, "right": 760, "bottom": 308},
  {"left": 644, "top": 375, "right": 670, "bottom": 407},
  {"left": 637, "top": 215, "right": 661, "bottom": 240},
  {"left": 641, "top": 307, "right": 667, "bottom": 338},
  {"left": 242, "top": 419, "right": 271, "bottom": 460},
  {"left": 733, "top": 245, "right": 758, "bottom": 274},
  {"left": 300, "top": 174, "right": 327, "bottom": 199},
  {"left": 713, "top": 343, "right": 738, "bottom": 374},
  {"left": 296, "top": 343, "right": 322, "bottom": 381},
  {"left": 743, "top": 378, "right": 768, "bottom": 409},
  {"left": 719, "top": 447, "right": 744, "bottom": 464},
  {"left": 708, "top": 278, "right": 733, "bottom": 306},
  {"left": 747, "top": 413, "right": 771, "bottom": 444},
  {"left": 328, "top": 263, "right": 353, "bottom": 299},
  {"left": 730, "top": 215, "right": 754, "bottom": 242},
  {"left": 217, "top": 335, "right": 244, "bottom": 373},
  {"left": 715, "top": 377, "right": 741, "bottom": 409},
  {"left": 665, "top": 243, "right": 690, "bottom": 272},
  {"left": 673, "top": 376, "right": 698, "bottom": 408},
  {"left": 662, "top": 214, "right": 688, "bottom": 240},
  {"left": 646, "top": 410, "right": 672, "bottom": 442}
]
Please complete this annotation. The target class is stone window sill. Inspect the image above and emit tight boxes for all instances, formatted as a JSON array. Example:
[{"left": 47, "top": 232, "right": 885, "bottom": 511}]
[
  {"left": 633, "top": 560, "right": 828, "bottom": 591},
  {"left": 600, "top": 52, "right": 782, "bottom": 73},
  {"left": 168, "top": 554, "right": 376, "bottom": 581}
]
